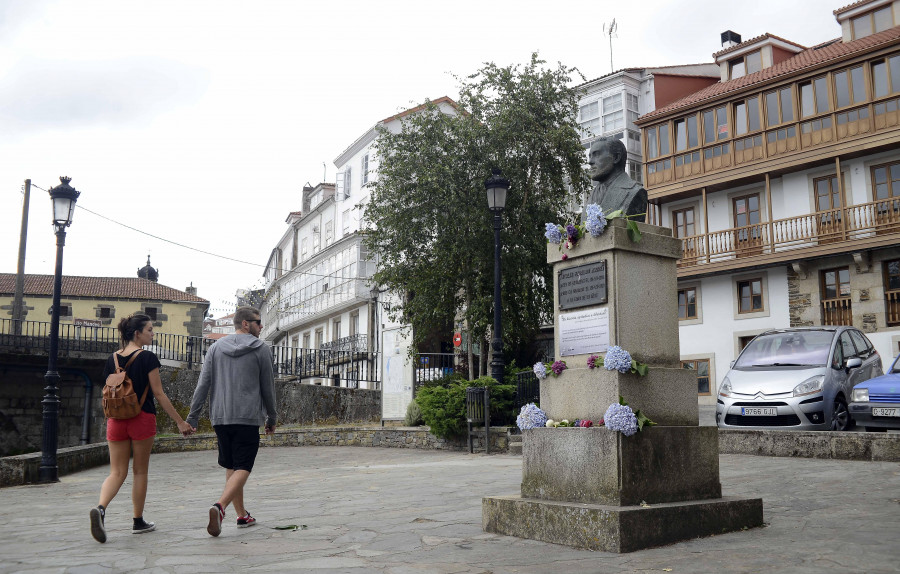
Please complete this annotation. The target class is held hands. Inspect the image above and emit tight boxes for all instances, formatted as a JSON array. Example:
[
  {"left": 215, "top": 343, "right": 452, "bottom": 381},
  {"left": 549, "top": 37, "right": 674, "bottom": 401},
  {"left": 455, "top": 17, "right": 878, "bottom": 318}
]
[
  {"left": 177, "top": 420, "right": 196, "bottom": 436},
  {"left": 264, "top": 424, "right": 276, "bottom": 435}
]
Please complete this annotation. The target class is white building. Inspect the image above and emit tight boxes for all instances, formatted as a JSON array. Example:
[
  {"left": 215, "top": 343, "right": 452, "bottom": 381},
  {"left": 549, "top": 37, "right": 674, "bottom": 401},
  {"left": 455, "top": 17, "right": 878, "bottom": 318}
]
[{"left": 260, "top": 97, "right": 457, "bottom": 403}]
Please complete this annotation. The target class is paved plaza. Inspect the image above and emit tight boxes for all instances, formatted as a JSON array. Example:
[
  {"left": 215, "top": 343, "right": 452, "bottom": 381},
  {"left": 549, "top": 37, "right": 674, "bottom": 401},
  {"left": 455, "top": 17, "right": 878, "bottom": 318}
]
[{"left": 1, "top": 445, "right": 899, "bottom": 573}]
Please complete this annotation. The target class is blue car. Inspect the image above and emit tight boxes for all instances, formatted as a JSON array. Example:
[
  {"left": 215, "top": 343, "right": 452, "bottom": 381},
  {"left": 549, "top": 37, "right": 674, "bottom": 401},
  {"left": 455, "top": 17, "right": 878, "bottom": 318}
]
[{"left": 850, "top": 354, "right": 900, "bottom": 432}]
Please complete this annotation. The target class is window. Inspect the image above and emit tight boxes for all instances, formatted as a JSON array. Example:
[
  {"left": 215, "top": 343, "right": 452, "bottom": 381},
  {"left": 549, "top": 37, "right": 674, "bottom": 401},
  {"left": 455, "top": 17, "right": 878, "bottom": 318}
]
[
  {"left": 627, "top": 160, "right": 642, "bottom": 183},
  {"left": 814, "top": 175, "right": 842, "bottom": 212},
  {"left": 671, "top": 207, "right": 695, "bottom": 238},
  {"left": 678, "top": 287, "right": 697, "bottom": 320},
  {"left": 821, "top": 267, "right": 852, "bottom": 326},
  {"left": 361, "top": 154, "right": 369, "bottom": 185},
  {"left": 703, "top": 106, "right": 729, "bottom": 143},
  {"left": 99, "top": 307, "right": 112, "bottom": 319},
  {"left": 602, "top": 94, "right": 624, "bottom": 132},
  {"left": 646, "top": 124, "right": 670, "bottom": 159},
  {"left": 315, "top": 329, "right": 324, "bottom": 349},
  {"left": 729, "top": 50, "right": 762, "bottom": 80},
  {"left": 324, "top": 221, "right": 334, "bottom": 246},
  {"left": 872, "top": 55, "right": 900, "bottom": 99},
  {"left": 674, "top": 114, "right": 699, "bottom": 152},
  {"left": 834, "top": 66, "right": 866, "bottom": 108},
  {"left": 734, "top": 95, "right": 761, "bottom": 135},
  {"left": 765, "top": 87, "right": 794, "bottom": 127},
  {"left": 579, "top": 100, "right": 600, "bottom": 138},
  {"left": 301, "top": 237, "right": 308, "bottom": 259},
  {"left": 350, "top": 312, "right": 360, "bottom": 336},
  {"left": 56, "top": 304, "right": 72, "bottom": 318},
  {"left": 343, "top": 168, "right": 352, "bottom": 199},
  {"left": 872, "top": 160, "right": 900, "bottom": 200},
  {"left": 145, "top": 307, "right": 158, "bottom": 321},
  {"left": 884, "top": 259, "right": 900, "bottom": 326},
  {"left": 733, "top": 193, "right": 761, "bottom": 231},
  {"left": 737, "top": 278, "right": 764, "bottom": 313},
  {"left": 303, "top": 332, "right": 311, "bottom": 349},
  {"left": 333, "top": 319, "right": 341, "bottom": 341},
  {"left": 626, "top": 92, "right": 639, "bottom": 111},
  {"left": 312, "top": 229, "right": 320, "bottom": 252},
  {"left": 342, "top": 209, "right": 351, "bottom": 236},
  {"left": 682, "top": 359, "right": 711, "bottom": 395},
  {"left": 851, "top": 6, "right": 894, "bottom": 40},
  {"left": 800, "top": 77, "right": 831, "bottom": 117}
]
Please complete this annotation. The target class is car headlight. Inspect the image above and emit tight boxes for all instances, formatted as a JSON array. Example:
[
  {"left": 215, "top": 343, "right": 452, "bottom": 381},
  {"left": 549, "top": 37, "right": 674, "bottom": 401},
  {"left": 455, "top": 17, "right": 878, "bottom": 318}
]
[
  {"left": 719, "top": 377, "right": 732, "bottom": 397},
  {"left": 793, "top": 375, "right": 825, "bottom": 397},
  {"left": 851, "top": 388, "right": 869, "bottom": 402}
]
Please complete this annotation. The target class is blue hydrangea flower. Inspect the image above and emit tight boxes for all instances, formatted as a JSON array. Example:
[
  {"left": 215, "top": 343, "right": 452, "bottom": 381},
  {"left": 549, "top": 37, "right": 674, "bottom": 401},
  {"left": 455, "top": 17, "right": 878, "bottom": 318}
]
[
  {"left": 604, "top": 346, "right": 632, "bottom": 373},
  {"left": 585, "top": 204, "right": 607, "bottom": 237},
  {"left": 604, "top": 403, "right": 639, "bottom": 436},
  {"left": 533, "top": 361, "right": 548, "bottom": 380},
  {"left": 544, "top": 223, "right": 562, "bottom": 244},
  {"left": 516, "top": 403, "right": 548, "bottom": 430}
]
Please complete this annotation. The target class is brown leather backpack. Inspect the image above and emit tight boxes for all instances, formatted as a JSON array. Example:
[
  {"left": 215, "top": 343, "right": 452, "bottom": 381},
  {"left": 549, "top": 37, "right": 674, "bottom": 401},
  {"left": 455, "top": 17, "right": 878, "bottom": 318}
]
[{"left": 102, "top": 350, "right": 150, "bottom": 420}]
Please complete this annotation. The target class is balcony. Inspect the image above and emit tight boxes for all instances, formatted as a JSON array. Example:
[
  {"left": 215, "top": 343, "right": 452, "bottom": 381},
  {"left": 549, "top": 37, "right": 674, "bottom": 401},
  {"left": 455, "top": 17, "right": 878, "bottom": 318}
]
[{"left": 676, "top": 197, "right": 900, "bottom": 276}]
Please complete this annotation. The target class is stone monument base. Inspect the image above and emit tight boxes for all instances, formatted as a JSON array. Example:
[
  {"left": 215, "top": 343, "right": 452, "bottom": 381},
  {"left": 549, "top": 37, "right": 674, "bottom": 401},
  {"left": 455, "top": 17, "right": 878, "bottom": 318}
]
[{"left": 482, "top": 494, "right": 763, "bottom": 553}]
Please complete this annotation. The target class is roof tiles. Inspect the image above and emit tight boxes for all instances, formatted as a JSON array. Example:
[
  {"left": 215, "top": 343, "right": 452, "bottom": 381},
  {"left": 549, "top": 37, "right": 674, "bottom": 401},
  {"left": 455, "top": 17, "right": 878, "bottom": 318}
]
[{"left": 0, "top": 274, "right": 208, "bottom": 303}]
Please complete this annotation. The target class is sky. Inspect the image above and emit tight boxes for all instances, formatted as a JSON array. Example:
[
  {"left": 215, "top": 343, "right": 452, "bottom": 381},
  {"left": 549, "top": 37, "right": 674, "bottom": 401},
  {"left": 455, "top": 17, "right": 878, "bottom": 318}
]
[{"left": 0, "top": 0, "right": 840, "bottom": 317}]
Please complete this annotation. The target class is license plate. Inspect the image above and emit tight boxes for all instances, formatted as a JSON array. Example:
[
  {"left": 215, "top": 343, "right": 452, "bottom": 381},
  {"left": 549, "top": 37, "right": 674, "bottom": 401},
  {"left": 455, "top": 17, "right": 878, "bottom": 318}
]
[
  {"left": 741, "top": 407, "right": 777, "bottom": 416},
  {"left": 873, "top": 407, "right": 900, "bottom": 417}
]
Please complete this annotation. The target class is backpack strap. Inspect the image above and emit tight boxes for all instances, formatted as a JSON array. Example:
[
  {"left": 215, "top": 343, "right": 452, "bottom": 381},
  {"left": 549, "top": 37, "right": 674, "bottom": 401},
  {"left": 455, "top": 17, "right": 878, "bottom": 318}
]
[{"left": 115, "top": 350, "right": 151, "bottom": 408}]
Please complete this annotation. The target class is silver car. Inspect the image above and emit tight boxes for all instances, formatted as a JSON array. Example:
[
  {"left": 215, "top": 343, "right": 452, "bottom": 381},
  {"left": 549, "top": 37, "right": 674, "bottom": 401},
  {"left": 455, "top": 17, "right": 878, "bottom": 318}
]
[{"left": 716, "top": 327, "right": 882, "bottom": 431}]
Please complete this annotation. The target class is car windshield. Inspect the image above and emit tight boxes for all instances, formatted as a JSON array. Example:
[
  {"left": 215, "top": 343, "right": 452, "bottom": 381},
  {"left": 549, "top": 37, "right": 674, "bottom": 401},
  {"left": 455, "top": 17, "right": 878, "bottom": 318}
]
[{"left": 734, "top": 331, "right": 834, "bottom": 368}]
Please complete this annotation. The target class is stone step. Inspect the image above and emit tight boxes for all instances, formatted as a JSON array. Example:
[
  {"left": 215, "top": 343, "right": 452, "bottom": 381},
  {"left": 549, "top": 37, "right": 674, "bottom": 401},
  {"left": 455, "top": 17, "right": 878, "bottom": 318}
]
[{"left": 508, "top": 443, "right": 523, "bottom": 455}]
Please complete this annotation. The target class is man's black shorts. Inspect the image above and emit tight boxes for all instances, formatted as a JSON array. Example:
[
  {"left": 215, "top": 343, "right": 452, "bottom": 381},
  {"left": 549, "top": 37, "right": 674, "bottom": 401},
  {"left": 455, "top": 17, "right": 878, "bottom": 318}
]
[{"left": 213, "top": 425, "right": 260, "bottom": 472}]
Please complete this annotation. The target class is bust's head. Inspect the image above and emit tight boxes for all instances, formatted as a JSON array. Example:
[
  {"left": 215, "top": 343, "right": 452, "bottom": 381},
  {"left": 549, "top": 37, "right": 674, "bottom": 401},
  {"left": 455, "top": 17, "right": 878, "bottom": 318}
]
[{"left": 587, "top": 137, "right": 627, "bottom": 182}]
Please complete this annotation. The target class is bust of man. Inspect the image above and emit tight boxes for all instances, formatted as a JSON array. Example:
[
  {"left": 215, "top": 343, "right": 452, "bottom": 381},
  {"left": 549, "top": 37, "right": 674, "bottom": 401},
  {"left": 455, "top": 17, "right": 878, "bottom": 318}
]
[{"left": 586, "top": 137, "right": 647, "bottom": 222}]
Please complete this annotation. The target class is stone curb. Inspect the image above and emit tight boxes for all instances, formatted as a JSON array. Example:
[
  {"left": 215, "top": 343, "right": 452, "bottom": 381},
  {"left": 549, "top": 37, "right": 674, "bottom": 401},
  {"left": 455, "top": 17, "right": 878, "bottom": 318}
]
[{"left": 2, "top": 426, "right": 898, "bottom": 488}]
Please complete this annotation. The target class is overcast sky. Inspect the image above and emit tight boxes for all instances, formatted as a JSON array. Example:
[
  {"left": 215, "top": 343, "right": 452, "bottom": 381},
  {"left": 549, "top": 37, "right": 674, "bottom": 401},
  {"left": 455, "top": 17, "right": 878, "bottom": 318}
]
[{"left": 0, "top": 0, "right": 839, "bottom": 317}]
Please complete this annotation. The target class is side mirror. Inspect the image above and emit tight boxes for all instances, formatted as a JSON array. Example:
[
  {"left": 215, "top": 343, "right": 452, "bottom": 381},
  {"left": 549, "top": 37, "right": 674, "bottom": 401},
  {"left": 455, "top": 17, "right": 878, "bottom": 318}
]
[{"left": 845, "top": 357, "right": 863, "bottom": 370}]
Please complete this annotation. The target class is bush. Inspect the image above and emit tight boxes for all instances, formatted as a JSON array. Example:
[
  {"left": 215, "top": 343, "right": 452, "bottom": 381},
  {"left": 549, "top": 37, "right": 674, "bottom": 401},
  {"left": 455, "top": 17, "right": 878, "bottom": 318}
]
[
  {"left": 404, "top": 399, "right": 423, "bottom": 426},
  {"left": 414, "top": 375, "right": 517, "bottom": 439}
]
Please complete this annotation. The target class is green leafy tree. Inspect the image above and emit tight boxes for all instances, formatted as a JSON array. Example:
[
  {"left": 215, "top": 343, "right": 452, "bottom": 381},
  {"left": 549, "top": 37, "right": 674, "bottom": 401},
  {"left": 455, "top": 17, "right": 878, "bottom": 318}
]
[{"left": 364, "top": 53, "right": 586, "bottom": 359}]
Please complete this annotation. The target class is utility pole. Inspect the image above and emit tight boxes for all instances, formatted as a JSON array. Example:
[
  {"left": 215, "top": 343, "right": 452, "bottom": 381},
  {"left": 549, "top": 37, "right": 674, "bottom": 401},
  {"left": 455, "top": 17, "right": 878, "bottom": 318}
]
[
  {"left": 12, "top": 179, "right": 31, "bottom": 336},
  {"left": 603, "top": 19, "right": 618, "bottom": 74}
]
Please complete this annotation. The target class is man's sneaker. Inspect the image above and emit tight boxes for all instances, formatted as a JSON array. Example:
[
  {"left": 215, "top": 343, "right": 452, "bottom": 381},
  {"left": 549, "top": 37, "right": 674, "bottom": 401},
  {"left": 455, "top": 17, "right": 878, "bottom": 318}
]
[
  {"left": 90, "top": 506, "right": 106, "bottom": 543},
  {"left": 132, "top": 517, "right": 156, "bottom": 534},
  {"left": 236, "top": 513, "right": 256, "bottom": 528},
  {"left": 207, "top": 503, "right": 225, "bottom": 537}
]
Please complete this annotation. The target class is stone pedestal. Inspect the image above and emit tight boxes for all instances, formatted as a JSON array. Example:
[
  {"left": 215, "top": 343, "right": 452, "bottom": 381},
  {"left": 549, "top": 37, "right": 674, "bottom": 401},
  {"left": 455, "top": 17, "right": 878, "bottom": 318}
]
[{"left": 483, "top": 220, "right": 763, "bottom": 552}]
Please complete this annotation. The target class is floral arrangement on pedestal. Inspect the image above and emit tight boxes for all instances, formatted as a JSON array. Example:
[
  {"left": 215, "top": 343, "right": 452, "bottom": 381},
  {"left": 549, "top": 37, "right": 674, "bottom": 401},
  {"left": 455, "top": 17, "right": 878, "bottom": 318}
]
[
  {"left": 516, "top": 403, "right": 548, "bottom": 431},
  {"left": 587, "top": 346, "right": 649, "bottom": 376},
  {"left": 604, "top": 396, "right": 656, "bottom": 436},
  {"left": 533, "top": 360, "right": 567, "bottom": 380},
  {"left": 544, "top": 204, "right": 643, "bottom": 251}
]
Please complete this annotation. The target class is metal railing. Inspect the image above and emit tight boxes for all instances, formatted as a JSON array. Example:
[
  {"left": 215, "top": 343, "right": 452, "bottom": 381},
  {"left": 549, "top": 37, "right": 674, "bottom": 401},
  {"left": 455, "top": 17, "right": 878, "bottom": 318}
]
[
  {"left": 413, "top": 353, "right": 457, "bottom": 388},
  {"left": 0, "top": 318, "right": 380, "bottom": 387},
  {"left": 514, "top": 370, "right": 540, "bottom": 409},
  {"left": 321, "top": 333, "right": 369, "bottom": 352}
]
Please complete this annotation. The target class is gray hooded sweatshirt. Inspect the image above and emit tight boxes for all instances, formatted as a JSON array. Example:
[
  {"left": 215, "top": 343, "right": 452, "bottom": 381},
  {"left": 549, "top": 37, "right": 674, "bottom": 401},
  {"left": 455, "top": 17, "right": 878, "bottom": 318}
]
[{"left": 187, "top": 334, "right": 277, "bottom": 428}]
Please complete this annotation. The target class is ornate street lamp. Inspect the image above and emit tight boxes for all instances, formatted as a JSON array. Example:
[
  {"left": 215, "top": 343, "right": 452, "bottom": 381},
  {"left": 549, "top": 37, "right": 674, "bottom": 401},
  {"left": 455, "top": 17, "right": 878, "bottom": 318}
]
[
  {"left": 485, "top": 168, "right": 509, "bottom": 385},
  {"left": 40, "top": 176, "right": 80, "bottom": 483}
]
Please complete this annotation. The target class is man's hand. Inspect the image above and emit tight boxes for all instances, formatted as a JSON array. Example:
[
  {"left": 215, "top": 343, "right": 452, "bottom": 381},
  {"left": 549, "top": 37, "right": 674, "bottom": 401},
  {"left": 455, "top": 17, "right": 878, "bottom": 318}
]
[{"left": 265, "top": 424, "right": 276, "bottom": 435}]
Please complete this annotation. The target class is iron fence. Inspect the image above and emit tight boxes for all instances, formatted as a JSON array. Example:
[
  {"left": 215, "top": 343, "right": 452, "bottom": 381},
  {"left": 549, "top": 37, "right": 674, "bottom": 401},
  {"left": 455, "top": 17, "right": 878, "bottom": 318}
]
[
  {"left": 514, "top": 370, "right": 540, "bottom": 408},
  {"left": 413, "top": 353, "right": 457, "bottom": 389},
  {"left": 270, "top": 345, "right": 379, "bottom": 388}
]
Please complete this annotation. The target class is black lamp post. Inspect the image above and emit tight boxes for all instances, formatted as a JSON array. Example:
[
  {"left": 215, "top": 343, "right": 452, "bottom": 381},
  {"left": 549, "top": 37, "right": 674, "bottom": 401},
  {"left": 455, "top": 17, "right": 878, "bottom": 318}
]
[
  {"left": 485, "top": 168, "right": 509, "bottom": 385},
  {"left": 39, "top": 176, "right": 80, "bottom": 483}
]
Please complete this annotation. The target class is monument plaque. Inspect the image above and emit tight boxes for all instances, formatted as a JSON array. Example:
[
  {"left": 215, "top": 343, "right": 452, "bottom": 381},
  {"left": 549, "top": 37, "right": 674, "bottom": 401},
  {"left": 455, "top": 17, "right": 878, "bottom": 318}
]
[
  {"left": 559, "top": 308, "right": 609, "bottom": 356},
  {"left": 558, "top": 261, "right": 607, "bottom": 310}
]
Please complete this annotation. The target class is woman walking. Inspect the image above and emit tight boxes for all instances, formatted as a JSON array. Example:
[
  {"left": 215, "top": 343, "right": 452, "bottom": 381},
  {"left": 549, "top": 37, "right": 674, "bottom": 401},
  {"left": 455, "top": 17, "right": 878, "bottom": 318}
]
[{"left": 90, "top": 313, "right": 195, "bottom": 543}]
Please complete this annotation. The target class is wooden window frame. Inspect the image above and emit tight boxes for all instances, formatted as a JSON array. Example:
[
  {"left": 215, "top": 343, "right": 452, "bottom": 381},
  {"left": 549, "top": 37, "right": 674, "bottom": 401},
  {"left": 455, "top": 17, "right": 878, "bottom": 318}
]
[
  {"left": 678, "top": 286, "right": 698, "bottom": 320},
  {"left": 674, "top": 113, "right": 700, "bottom": 153},
  {"left": 871, "top": 159, "right": 900, "bottom": 201},
  {"left": 703, "top": 105, "right": 729, "bottom": 144},
  {"left": 645, "top": 123, "right": 671, "bottom": 159},
  {"left": 871, "top": 54, "right": 900, "bottom": 99},
  {"left": 671, "top": 206, "right": 696, "bottom": 238},
  {"left": 682, "top": 358, "right": 712, "bottom": 396},
  {"left": 736, "top": 277, "right": 765, "bottom": 314},
  {"left": 765, "top": 86, "right": 795, "bottom": 127},
  {"left": 733, "top": 95, "right": 762, "bottom": 136},
  {"left": 821, "top": 267, "right": 852, "bottom": 326},
  {"left": 834, "top": 66, "right": 867, "bottom": 109},
  {"left": 799, "top": 76, "right": 832, "bottom": 118},
  {"left": 851, "top": 6, "right": 894, "bottom": 40},
  {"left": 884, "top": 259, "right": 900, "bottom": 326},
  {"left": 728, "top": 50, "right": 762, "bottom": 80}
]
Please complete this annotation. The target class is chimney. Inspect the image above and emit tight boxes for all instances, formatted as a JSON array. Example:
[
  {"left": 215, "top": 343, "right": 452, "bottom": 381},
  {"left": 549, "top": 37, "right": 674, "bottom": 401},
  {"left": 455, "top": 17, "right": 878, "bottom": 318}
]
[
  {"left": 185, "top": 282, "right": 197, "bottom": 296},
  {"left": 721, "top": 30, "right": 741, "bottom": 49}
]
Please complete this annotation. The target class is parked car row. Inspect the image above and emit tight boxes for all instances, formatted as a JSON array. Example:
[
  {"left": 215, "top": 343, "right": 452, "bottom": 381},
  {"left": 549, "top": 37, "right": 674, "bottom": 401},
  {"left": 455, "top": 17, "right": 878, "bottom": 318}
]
[{"left": 716, "top": 326, "right": 899, "bottom": 432}]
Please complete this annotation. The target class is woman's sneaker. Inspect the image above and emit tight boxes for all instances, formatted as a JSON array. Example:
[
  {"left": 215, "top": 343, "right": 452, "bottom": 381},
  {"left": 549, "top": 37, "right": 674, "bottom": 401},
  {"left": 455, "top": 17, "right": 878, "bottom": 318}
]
[
  {"left": 236, "top": 513, "right": 256, "bottom": 528},
  {"left": 132, "top": 517, "right": 156, "bottom": 534},
  {"left": 90, "top": 506, "right": 106, "bottom": 543},
  {"left": 207, "top": 503, "right": 225, "bottom": 537}
]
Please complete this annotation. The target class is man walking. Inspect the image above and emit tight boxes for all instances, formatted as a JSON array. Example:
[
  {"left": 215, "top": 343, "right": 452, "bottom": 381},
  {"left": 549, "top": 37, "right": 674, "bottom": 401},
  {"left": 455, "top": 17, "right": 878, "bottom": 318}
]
[{"left": 187, "top": 306, "right": 277, "bottom": 537}]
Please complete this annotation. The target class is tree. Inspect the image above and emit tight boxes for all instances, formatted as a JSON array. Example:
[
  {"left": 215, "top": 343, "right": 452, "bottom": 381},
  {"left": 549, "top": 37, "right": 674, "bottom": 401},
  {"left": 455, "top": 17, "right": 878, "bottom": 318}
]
[{"left": 364, "top": 53, "right": 587, "bottom": 364}]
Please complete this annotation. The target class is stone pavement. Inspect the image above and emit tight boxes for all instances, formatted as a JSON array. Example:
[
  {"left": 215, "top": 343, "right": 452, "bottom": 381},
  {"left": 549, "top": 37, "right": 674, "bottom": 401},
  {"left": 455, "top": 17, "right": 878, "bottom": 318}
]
[{"left": 1, "top": 446, "right": 899, "bottom": 574}]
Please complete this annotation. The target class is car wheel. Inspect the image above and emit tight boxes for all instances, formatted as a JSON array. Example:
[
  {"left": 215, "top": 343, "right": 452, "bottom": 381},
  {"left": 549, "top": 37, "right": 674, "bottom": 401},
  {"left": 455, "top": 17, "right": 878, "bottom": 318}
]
[
  {"left": 831, "top": 397, "right": 850, "bottom": 431},
  {"left": 864, "top": 426, "right": 887, "bottom": 433}
]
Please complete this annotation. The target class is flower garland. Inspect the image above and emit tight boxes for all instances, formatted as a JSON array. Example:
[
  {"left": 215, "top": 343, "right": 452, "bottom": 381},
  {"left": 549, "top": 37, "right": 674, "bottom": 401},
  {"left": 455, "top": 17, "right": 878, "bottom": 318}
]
[
  {"left": 544, "top": 204, "right": 644, "bottom": 249},
  {"left": 587, "top": 346, "right": 649, "bottom": 376},
  {"left": 533, "top": 360, "right": 567, "bottom": 380}
]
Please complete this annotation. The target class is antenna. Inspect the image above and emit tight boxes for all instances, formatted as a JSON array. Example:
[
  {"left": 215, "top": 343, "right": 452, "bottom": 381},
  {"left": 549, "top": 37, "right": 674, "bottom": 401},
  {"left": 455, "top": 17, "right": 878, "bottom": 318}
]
[
  {"left": 323, "top": 162, "right": 327, "bottom": 183},
  {"left": 603, "top": 18, "right": 618, "bottom": 74}
]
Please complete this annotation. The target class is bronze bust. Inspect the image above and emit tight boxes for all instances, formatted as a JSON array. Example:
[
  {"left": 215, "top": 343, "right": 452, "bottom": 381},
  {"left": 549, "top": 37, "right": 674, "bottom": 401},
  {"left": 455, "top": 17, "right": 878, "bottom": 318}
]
[{"left": 586, "top": 137, "right": 647, "bottom": 222}]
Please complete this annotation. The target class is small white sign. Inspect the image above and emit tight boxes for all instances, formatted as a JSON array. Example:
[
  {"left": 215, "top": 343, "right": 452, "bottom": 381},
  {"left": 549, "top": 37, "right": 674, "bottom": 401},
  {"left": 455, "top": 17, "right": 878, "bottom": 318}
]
[{"left": 559, "top": 307, "right": 609, "bottom": 356}]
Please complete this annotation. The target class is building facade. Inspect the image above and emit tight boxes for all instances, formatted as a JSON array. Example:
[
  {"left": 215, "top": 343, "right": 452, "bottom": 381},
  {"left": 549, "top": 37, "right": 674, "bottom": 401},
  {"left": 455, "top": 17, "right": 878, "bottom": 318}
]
[
  {"left": 635, "top": 0, "right": 900, "bottom": 404},
  {"left": 260, "top": 97, "right": 456, "bottom": 397}
]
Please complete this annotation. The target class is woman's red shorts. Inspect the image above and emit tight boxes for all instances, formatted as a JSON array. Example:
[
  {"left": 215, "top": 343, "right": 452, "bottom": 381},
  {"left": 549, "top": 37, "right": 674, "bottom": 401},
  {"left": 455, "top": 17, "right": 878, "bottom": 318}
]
[{"left": 106, "top": 411, "right": 157, "bottom": 442}]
